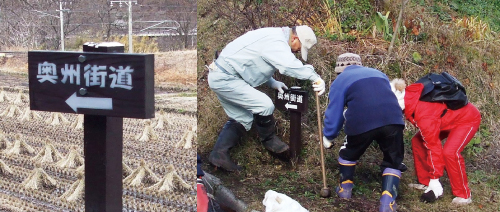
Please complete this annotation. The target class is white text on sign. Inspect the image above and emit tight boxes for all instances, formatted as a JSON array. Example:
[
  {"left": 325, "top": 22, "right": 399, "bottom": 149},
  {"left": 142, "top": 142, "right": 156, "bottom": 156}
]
[
  {"left": 277, "top": 92, "right": 304, "bottom": 103},
  {"left": 37, "top": 62, "right": 134, "bottom": 90}
]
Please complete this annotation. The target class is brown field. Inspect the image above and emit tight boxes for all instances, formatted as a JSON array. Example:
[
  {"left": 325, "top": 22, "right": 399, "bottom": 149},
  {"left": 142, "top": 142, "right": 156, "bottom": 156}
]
[
  {"left": 0, "top": 50, "right": 197, "bottom": 90},
  {"left": 0, "top": 50, "right": 197, "bottom": 211}
]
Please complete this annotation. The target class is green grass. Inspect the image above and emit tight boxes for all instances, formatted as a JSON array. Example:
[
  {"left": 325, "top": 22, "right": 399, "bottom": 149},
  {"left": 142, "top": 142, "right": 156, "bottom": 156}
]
[
  {"left": 337, "top": 0, "right": 374, "bottom": 33},
  {"left": 446, "top": 0, "right": 500, "bottom": 31},
  {"left": 174, "top": 92, "right": 197, "bottom": 97}
]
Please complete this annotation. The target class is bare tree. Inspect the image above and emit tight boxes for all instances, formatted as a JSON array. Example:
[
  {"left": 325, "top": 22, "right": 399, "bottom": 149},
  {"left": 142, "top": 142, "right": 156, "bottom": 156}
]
[
  {"left": 0, "top": 0, "right": 196, "bottom": 50},
  {"left": 169, "top": 0, "right": 196, "bottom": 49}
]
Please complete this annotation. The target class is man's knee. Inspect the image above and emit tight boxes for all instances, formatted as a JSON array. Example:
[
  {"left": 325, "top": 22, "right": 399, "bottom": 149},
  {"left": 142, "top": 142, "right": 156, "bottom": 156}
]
[
  {"left": 230, "top": 119, "right": 252, "bottom": 131},
  {"left": 256, "top": 100, "right": 275, "bottom": 116}
]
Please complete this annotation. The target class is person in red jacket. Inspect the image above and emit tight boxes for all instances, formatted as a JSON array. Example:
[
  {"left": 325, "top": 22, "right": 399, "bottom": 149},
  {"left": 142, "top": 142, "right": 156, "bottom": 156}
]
[
  {"left": 197, "top": 155, "right": 209, "bottom": 212},
  {"left": 390, "top": 78, "right": 481, "bottom": 205}
]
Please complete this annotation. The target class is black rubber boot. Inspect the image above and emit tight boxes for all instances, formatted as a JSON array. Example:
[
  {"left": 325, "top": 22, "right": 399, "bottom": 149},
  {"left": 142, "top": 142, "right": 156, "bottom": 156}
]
[
  {"left": 254, "top": 114, "right": 289, "bottom": 153},
  {"left": 380, "top": 168, "right": 401, "bottom": 212},
  {"left": 336, "top": 157, "right": 356, "bottom": 198},
  {"left": 208, "top": 120, "right": 245, "bottom": 171}
]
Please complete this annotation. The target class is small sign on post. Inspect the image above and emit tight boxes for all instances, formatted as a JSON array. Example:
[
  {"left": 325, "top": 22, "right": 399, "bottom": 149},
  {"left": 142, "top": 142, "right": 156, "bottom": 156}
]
[
  {"left": 28, "top": 42, "right": 155, "bottom": 212},
  {"left": 275, "top": 87, "right": 308, "bottom": 159},
  {"left": 28, "top": 46, "right": 154, "bottom": 118}
]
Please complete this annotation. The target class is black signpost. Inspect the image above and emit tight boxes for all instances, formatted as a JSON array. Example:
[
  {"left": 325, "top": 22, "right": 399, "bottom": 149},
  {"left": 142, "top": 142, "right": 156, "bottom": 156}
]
[
  {"left": 275, "top": 87, "right": 308, "bottom": 159},
  {"left": 28, "top": 42, "right": 154, "bottom": 212},
  {"left": 29, "top": 49, "right": 154, "bottom": 118}
]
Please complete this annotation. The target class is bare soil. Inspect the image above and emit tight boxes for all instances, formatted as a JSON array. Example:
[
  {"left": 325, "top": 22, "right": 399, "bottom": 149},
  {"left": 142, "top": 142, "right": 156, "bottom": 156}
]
[{"left": 200, "top": 153, "right": 386, "bottom": 212}]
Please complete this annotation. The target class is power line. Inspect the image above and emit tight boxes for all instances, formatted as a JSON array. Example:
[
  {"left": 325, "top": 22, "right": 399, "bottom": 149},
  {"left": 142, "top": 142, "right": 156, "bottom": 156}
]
[
  {"left": 19, "top": 10, "right": 194, "bottom": 14},
  {"left": 14, "top": 21, "right": 193, "bottom": 27}
]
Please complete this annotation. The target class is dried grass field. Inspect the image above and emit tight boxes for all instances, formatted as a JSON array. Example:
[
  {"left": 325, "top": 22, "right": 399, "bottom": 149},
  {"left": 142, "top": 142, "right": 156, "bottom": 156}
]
[{"left": 0, "top": 50, "right": 197, "bottom": 211}]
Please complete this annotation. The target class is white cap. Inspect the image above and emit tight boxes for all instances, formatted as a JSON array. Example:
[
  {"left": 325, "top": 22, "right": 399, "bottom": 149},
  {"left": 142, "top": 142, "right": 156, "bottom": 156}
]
[
  {"left": 335, "top": 53, "right": 362, "bottom": 73},
  {"left": 296, "top": 25, "right": 317, "bottom": 61}
]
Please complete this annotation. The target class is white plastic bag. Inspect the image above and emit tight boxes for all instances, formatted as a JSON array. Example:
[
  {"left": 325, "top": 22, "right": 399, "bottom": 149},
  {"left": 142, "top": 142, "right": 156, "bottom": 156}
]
[{"left": 262, "top": 190, "right": 309, "bottom": 212}]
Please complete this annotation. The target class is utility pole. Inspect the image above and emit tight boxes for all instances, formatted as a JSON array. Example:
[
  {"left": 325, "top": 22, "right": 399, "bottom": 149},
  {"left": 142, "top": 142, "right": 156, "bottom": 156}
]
[
  {"left": 58, "top": 1, "right": 72, "bottom": 51},
  {"left": 60, "top": 2, "right": 64, "bottom": 51},
  {"left": 34, "top": 1, "right": 71, "bottom": 51},
  {"left": 110, "top": 0, "right": 138, "bottom": 53}
]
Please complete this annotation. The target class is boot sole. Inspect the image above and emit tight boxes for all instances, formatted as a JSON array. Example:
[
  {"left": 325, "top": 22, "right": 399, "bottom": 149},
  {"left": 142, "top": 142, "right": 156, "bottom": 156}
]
[
  {"left": 379, "top": 203, "right": 397, "bottom": 212},
  {"left": 268, "top": 149, "right": 291, "bottom": 162},
  {"left": 268, "top": 146, "right": 289, "bottom": 154},
  {"left": 208, "top": 157, "right": 242, "bottom": 172}
]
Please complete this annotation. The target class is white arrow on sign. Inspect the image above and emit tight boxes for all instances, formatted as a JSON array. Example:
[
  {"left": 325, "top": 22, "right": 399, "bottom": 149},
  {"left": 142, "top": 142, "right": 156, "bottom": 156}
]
[
  {"left": 65, "top": 92, "right": 113, "bottom": 112},
  {"left": 285, "top": 103, "right": 297, "bottom": 110}
]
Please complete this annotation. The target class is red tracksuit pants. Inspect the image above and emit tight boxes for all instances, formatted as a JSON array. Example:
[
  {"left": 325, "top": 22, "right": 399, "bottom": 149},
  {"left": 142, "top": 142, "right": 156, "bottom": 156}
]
[
  {"left": 197, "top": 178, "right": 209, "bottom": 212},
  {"left": 411, "top": 125, "right": 479, "bottom": 199}
]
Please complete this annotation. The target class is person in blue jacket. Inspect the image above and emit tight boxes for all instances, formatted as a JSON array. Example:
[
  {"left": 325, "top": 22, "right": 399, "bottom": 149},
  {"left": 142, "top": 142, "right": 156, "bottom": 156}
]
[
  {"left": 322, "top": 53, "right": 405, "bottom": 212},
  {"left": 207, "top": 25, "right": 326, "bottom": 171}
]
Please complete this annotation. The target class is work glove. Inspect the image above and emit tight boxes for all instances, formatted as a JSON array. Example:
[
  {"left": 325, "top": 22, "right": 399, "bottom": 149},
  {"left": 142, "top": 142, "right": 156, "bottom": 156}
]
[
  {"left": 323, "top": 136, "right": 333, "bottom": 149},
  {"left": 313, "top": 78, "right": 326, "bottom": 96},
  {"left": 270, "top": 80, "right": 288, "bottom": 93},
  {"left": 390, "top": 78, "right": 406, "bottom": 110},
  {"left": 425, "top": 178, "right": 443, "bottom": 198},
  {"left": 421, "top": 178, "right": 443, "bottom": 203}
]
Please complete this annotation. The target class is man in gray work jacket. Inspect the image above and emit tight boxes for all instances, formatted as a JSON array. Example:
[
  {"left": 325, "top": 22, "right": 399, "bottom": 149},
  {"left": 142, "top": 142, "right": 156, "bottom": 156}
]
[{"left": 207, "top": 25, "right": 326, "bottom": 171}]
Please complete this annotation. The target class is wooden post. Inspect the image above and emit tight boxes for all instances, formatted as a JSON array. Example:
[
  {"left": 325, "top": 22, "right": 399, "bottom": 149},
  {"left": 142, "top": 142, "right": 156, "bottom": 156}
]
[
  {"left": 83, "top": 42, "right": 124, "bottom": 212},
  {"left": 84, "top": 115, "right": 123, "bottom": 211},
  {"left": 289, "top": 111, "right": 302, "bottom": 159}
]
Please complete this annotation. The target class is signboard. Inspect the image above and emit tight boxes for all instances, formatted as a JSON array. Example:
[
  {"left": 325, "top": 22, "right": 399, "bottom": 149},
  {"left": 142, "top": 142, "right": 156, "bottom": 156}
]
[
  {"left": 275, "top": 87, "right": 308, "bottom": 113},
  {"left": 28, "top": 51, "right": 154, "bottom": 119},
  {"left": 275, "top": 87, "right": 309, "bottom": 159}
]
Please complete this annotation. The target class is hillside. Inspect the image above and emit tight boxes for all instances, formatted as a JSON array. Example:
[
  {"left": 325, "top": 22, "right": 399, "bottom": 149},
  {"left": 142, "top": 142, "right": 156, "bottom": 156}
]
[{"left": 197, "top": 0, "right": 500, "bottom": 211}]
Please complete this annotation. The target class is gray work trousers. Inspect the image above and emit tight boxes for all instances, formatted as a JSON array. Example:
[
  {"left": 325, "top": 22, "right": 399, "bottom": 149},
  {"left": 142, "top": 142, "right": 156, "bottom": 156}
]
[{"left": 207, "top": 65, "right": 274, "bottom": 131}]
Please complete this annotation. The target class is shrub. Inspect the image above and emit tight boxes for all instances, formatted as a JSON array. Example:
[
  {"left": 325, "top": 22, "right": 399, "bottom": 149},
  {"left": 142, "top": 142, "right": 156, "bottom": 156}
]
[
  {"left": 337, "top": 0, "right": 374, "bottom": 33},
  {"left": 109, "top": 35, "right": 159, "bottom": 53}
]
